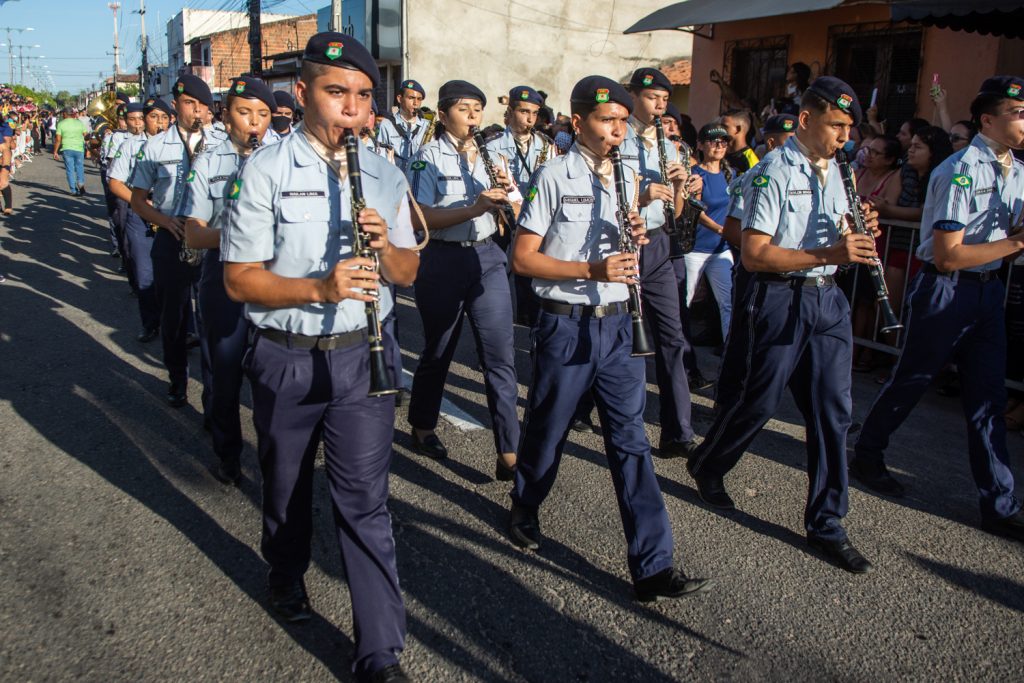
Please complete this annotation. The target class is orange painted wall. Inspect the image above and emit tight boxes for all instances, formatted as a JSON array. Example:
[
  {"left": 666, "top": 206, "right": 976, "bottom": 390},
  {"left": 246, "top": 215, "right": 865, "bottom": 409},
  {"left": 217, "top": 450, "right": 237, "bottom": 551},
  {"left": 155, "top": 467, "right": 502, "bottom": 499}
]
[{"left": 686, "top": 6, "right": 1002, "bottom": 131}]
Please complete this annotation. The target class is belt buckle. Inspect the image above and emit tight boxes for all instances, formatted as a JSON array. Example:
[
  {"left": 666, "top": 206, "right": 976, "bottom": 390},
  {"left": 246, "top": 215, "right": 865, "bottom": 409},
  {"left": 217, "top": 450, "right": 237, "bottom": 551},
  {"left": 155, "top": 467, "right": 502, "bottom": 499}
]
[
  {"left": 814, "top": 275, "right": 826, "bottom": 287},
  {"left": 593, "top": 305, "right": 606, "bottom": 319},
  {"left": 315, "top": 335, "right": 335, "bottom": 351}
]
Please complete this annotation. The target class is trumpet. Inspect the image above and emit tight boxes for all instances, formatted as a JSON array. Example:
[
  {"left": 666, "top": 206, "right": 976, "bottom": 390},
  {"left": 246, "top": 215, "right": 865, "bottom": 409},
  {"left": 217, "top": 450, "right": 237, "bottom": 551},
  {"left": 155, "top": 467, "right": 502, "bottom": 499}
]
[
  {"left": 343, "top": 129, "right": 399, "bottom": 397},
  {"left": 610, "top": 145, "right": 655, "bottom": 358}
]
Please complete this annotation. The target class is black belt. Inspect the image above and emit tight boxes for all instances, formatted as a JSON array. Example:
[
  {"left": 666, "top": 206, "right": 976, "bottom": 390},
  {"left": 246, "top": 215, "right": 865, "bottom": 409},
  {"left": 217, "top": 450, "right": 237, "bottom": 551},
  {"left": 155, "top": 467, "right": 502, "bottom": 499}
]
[
  {"left": 646, "top": 227, "right": 662, "bottom": 238},
  {"left": 923, "top": 263, "right": 998, "bottom": 282},
  {"left": 258, "top": 327, "right": 367, "bottom": 351},
  {"left": 758, "top": 273, "right": 836, "bottom": 287},
  {"left": 431, "top": 236, "right": 494, "bottom": 248},
  {"left": 540, "top": 299, "right": 629, "bottom": 319}
]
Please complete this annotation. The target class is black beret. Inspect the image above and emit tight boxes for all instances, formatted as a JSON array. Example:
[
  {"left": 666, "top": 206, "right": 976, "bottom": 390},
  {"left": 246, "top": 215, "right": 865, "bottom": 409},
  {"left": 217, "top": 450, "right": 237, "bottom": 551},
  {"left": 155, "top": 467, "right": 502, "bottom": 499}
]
[
  {"left": 143, "top": 96, "right": 174, "bottom": 117},
  {"left": 399, "top": 79, "right": 424, "bottom": 96},
  {"left": 763, "top": 113, "right": 797, "bottom": 135},
  {"left": 124, "top": 102, "right": 144, "bottom": 115},
  {"left": 698, "top": 123, "right": 731, "bottom": 142},
  {"left": 629, "top": 67, "right": 673, "bottom": 94},
  {"left": 172, "top": 74, "right": 213, "bottom": 108},
  {"left": 371, "top": 98, "right": 379, "bottom": 115},
  {"left": 977, "top": 75, "right": 1024, "bottom": 101},
  {"left": 115, "top": 91, "right": 131, "bottom": 104},
  {"left": 508, "top": 85, "right": 543, "bottom": 106},
  {"left": 302, "top": 32, "right": 380, "bottom": 87},
  {"left": 664, "top": 102, "right": 683, "bottom": 128},
  {"left": 805, "top": 76, "right": 862, "bottom": 126},
  {"left": 272, "top": 90, "right": 295, "bottom": 111},
  {"left": 569, "top": 75, "right": 633, "bottom": 114},
  {"left": 438, "top": 80, "right": 486, "bottom": 107},
  {"left": 228, "top": 76, "right": 275, "bottom": 112}
]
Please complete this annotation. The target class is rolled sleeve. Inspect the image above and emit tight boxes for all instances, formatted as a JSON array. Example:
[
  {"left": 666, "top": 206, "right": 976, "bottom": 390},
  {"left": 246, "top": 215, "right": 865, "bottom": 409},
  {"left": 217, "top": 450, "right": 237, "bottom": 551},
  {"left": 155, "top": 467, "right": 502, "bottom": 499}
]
[
  {"left": 178, "top": 157, "right": 214, "bottom": 221},
  {"left": 107, "top": 140, "right": 135, "bottom": 183},
  {"left": 389, "top": 175, "right": 418, "bottom": 249},
  {"left": 927, "top": 162, "right": 971, "bottom": 232},
  {"left": 127, "top": 145, "right": 156, "bottom": 191},
  {"left": 408, "top": 151, "right": 439, "bottom": 205},
  {"left": 221, "top": 160, "right": 276, "bottom": 263}
]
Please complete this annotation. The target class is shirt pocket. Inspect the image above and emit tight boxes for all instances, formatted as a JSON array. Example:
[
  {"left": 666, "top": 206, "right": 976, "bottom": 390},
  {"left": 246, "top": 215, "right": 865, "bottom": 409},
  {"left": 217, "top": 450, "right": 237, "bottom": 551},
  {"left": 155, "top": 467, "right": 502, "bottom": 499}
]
[
  {"left": 277, "top": 196, "right": 333, "bottom": 276},
  {"left": 557, "top": 201, "right": 593, "bottom": 223},
  {"left": 438, "top": 176, "right": 467, "bottom": 197}
]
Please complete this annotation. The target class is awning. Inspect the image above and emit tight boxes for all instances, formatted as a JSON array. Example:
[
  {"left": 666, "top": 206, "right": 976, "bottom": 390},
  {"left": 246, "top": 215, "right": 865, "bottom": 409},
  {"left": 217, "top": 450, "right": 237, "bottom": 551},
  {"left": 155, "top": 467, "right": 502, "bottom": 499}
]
[
  {"left": 890, "top": 0, "right": 1024, "bottom": 38},
  {"left": 624, "top": 0, "right": 845, "bottom": 34}
]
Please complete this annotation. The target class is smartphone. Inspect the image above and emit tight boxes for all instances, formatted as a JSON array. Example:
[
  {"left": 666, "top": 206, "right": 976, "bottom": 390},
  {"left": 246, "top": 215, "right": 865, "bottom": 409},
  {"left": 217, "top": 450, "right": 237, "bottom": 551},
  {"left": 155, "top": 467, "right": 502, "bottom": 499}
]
[
  {"left": 869, "top": 88, "right": 878, "bottom": 108},
  {"left": 930, "top": 73, "right": 941, "bottom": 97}
]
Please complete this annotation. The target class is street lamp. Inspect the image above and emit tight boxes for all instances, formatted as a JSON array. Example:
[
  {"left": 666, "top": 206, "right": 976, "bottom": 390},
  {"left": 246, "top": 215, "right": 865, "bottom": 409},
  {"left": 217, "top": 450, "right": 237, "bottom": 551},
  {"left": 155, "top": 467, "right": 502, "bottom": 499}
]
[{"left": 0, "top": 26, "right": 33, "bottom": 84}]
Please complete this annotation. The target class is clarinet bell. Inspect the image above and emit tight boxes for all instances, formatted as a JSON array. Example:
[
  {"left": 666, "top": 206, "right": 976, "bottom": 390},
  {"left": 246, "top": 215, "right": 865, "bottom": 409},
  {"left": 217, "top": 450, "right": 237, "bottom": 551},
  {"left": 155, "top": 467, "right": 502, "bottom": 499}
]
[
  {"left": 879, "top": 307, "right": 903, "bottom": 334},
  {"left": 367, "top": 347, "right": 399, "bottom": 397},
  {"left": 631, "top": 319, "right": 656, "bottom": 357}
]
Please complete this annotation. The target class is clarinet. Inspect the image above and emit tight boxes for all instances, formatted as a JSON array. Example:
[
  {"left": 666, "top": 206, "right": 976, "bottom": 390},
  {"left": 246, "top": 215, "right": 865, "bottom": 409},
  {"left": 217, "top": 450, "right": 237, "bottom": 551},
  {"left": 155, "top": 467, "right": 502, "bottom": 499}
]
[
  {"left": 343, "top": 129, "right": 399, "bottom": 397},
  {"left": 654, "top": 116, "right": 706, "bottom": 258},
  {"left": 179, "top": 119, "right": 207, "bottom": 266},
  {"left": 610, "top": 145, "right": 656, "bottom": 357},
  {"left": 835, "top": 150, "right": 902, "bottom": 332},
  {"left": 248, "top": 131, "right": 260, "bottom": 151},
  {"left": 471, "top": 126, "right": 517, "bottom": 237}
]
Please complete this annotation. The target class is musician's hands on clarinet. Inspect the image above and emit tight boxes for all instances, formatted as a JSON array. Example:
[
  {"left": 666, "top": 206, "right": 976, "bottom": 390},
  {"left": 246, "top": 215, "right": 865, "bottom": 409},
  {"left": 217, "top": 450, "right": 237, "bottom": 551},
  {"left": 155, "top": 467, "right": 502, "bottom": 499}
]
[
  {"left": 317, "top": 257, "right": 381, "bottom": 304},
  {"left": 593, "top": 252, "right": 640, "bottom": 284},
  {"left": 473, "top": 187, "right": 511, "bottom": 215},
  {"left": 354, "top": 207, "right": 391, "bottom": 252}
]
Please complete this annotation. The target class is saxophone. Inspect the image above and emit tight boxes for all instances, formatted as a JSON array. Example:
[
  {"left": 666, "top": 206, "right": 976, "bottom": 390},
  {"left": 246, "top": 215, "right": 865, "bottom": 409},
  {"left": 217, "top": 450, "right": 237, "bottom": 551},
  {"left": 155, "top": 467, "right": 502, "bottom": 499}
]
[{"left": 422, "top": 108, "right": 438, "bottom": 144}]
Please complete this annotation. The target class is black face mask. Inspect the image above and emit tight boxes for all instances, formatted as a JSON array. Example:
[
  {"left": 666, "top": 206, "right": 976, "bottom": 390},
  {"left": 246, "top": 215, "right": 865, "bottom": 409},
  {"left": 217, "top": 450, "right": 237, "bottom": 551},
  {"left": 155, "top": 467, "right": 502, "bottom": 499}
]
[{"left": 271, "top": 115, "right": 292, "bottom": 133}]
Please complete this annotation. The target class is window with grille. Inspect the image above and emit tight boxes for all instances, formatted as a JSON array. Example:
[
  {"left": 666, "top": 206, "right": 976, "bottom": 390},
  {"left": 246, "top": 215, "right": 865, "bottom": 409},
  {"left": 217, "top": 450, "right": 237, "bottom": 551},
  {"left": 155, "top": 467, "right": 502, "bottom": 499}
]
[
  {"left": 722, "top": 36, "right": 790, "bottom": 114},
  {"left": 828, "top": 23, "right": 923, "bottom": 129}
]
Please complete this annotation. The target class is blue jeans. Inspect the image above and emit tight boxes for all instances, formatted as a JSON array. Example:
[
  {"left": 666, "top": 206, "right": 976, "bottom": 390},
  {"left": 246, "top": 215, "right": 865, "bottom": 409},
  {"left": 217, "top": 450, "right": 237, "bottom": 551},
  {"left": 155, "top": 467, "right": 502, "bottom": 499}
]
[{"left": 61, "top": 149, "right": 84, "bottom": 191}]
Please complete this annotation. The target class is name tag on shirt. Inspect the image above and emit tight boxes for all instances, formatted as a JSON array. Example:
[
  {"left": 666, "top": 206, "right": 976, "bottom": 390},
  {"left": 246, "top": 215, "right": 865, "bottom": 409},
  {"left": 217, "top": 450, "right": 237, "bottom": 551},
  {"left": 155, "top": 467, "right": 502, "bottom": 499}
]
[
  {"left": 210, "top": 175, "right": 231, "bottom": 183},
  {"left": 562, "top": 196, "right": 595, "bottom": 205},
  {"left": 438, "top": 175, "right": 462, "bottom": 181},
  {"left": 788, "top": 189, "right": 813, "bottom": 196},
  {"left": 976, "top": 186, "right": 996, "bottom": 196},
  {"left": 282, "top": 190, "right": 326, "bottom": 198},
  {"left": 159, "top": 160, "right": 179, "bottom": 166},
  {"left": 620, "top": 154, "right": 639, "bottom": 161}
]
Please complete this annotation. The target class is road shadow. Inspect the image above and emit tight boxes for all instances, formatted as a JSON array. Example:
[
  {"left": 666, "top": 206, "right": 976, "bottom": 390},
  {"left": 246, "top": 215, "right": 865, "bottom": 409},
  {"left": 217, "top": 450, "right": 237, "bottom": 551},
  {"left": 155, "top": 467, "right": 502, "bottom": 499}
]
[{"left": 908, "top": 552, "right": 1024, "bottom": 613}]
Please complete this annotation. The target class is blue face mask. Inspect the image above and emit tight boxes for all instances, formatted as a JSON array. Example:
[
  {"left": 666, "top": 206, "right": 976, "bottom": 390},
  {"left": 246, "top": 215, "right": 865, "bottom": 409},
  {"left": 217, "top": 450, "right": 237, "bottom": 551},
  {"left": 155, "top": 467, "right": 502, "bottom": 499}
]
[{"left": 842, "top": 140, "right": 856, "bottom": 154}]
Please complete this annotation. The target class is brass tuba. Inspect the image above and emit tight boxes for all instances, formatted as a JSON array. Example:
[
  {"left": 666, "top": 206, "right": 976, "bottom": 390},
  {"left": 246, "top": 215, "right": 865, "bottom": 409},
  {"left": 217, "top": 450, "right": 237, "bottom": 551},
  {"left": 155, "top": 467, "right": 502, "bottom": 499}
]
[{"left": 86, "top": 91, "right": 120, "bottom": 128}]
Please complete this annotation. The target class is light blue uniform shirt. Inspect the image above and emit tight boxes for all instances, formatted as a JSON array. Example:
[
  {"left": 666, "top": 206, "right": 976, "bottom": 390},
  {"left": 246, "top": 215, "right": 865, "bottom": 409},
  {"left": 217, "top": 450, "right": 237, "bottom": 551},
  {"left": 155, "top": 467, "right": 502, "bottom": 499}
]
[
  {"left": 484, "top": 127, "right": 554, "bottom": 189},
  {"left": 221, "top": 126, "right": 417, "bottom": 336},
  {"left": 107, "top": 133, "right": 147, "bottom": 184},
  {"left": 177, "top": 136, "right": 242, "bottom": 243},
  {"left": 727, "top": 148, "right": 782, "bottom": 221},
  {"left": 916, "top": 134, "right": 1024, "bottom": 272},
  {"left": 621, "top": 119, "right": 681, "bottom": 234},
  {"left": 126, "top": 127, "right": 193, "bottom": 214},
  {"left": 103, "top": 130, "right": 131, "bottom": 164},
  {"left": 518, "top": 143, "right": 640, "bottom": 305},
  {"left": 741, "top": 136, "right": 850, "bottom": 277},
  {"left": 377, "top": 115, "right": 430, "bottom": 172},
  {"left": 408, "top": 135, "right": 506, "bottom": 243}
]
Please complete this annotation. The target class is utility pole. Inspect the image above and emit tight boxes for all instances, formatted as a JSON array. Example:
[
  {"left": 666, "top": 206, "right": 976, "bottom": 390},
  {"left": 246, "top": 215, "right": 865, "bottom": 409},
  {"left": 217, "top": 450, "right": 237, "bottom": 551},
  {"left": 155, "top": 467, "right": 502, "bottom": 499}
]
[
  {"left": 138, "top": 0, "right": 148, "bottom": 97},
  {"left": 109, "top": 3, "right": 121, "bottom": 94},
  {"left": 0, "top": 27, "right": 34, "bottom": 84},
  {"left": 330, "top": 0, "right": 342, "bottom": 32},
  {"left": 248, "top": 0, "right": 262, "bottom": 76}
]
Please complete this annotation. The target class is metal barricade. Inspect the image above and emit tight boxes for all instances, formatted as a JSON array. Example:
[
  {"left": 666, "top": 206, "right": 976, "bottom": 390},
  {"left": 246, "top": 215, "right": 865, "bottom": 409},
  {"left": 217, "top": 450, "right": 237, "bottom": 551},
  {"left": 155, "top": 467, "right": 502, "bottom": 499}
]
[{"left": 847, "top": 219, "right": 1024, "bottom": 391}]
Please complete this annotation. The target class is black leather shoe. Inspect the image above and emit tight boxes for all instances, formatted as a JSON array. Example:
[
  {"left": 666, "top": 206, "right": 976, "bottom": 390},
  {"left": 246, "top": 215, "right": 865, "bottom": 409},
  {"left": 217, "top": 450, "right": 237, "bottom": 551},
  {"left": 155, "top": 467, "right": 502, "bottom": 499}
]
[
  {"left": 981, "top": 510, "right": 1024, "bottom": 543},
  {"left": 687, "top": 466, "right": 735, "bottom": 510},
  {"left": 166, "top": 382, "right": 187, "bottom": 408},
  {"left": 269, "top": 580, "right": 312, "bottom": 622},
  {"left": 688, "top": 371, "right": 714, "bottom": 392},
  {"left": 412, "top": 432, "right": 448, "bottom": 459},
  {"left": 213, "top": 459, "right": 241, "bottom": 486},
  {"left": 508, "top": 503, "right": 541, "bottom": 550},
  {"left": 808, "top": 537, "right": 875, "bottom": 574},
  {"left": 658, "top": 437, "right": 700, "bottom": 459},
  {"left": 634, "top": 568, "right": 713, "bottom": 602},
  {"left": 849, "top": 457, "right": 905, "bottom": 497},
  {"left": 495, "top": 457, "right": 516, "bottom": 482},
  {"left": 368, "top": 664, "right": 409, "bottom": 683},
  {"left": 136, "top": 327, "right": 159, "bottom": 343},
  {"left": 185, "top": 333, "right": 201, "bottom": 349},
  {"left": 570, "top": 416, "right": 600, "bottom": 434}
]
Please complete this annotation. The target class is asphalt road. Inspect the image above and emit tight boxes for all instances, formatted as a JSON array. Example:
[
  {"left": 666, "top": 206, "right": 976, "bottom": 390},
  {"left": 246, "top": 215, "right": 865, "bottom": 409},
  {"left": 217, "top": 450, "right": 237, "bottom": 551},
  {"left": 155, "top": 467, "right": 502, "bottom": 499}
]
[{"left": 1, "top": 153, "right": 1022, "bottom": 682}]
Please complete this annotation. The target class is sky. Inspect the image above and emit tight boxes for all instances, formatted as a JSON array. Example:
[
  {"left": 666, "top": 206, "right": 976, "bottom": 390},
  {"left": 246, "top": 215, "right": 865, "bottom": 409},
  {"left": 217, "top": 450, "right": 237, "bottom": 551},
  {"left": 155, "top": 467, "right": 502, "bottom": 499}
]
[{"left": 0, "top": 0, "right": 322, "bottom": 93}]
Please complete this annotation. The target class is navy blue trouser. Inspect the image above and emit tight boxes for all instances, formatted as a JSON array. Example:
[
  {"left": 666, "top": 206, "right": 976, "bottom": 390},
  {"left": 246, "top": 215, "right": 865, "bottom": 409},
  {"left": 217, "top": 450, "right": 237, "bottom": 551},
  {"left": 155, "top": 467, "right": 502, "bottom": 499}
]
[
  {"left": 197, "top": 252, "right": 248, "bottom": 464},
  {"left": 855, "top": 271, "right": 1020, "bottom": 521},
  {"left": 714, "top": 261, "right": 756, "bottom": 409},
  {"left": 641, "top": 229, "right": 695, "bottom": 442},
  {"left": 690, "top": 278, "right": 854, "bottom": 541},
  {"left": 151, "top": 228, "right": 200, "bottom": 385},
  {"left": 409, "top": 239, "right": 520, "bottom": 455},
  {"left": 513, "top": 309, "right": 675, "bottom": 581},
  {"left": 121, "top": 204, "right": 159, "bottom": 332},
  {"left": 246, "top": 330, "right": 405, "bottom": 676}
]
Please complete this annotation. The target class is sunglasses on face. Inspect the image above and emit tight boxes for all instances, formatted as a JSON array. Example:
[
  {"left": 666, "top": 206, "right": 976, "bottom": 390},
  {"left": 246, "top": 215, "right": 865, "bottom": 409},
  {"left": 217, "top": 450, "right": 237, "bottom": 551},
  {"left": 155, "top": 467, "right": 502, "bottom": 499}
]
[
  {"left": 704, "top": 139, "right": 728, "bottom": 146},
  {"left": 949, "top": 134, "right": 968, "bottom": 142}
]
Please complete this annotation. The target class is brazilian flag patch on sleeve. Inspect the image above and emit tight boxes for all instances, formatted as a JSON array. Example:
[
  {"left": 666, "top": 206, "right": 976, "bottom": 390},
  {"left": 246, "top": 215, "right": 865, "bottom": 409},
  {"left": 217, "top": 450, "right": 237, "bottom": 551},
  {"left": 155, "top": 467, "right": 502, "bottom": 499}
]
[
  {"left": 136, "top": 149, "right": 145, "bottom": 160},
  {"left": 186, "top": 170, "right": 196, "bottom": 183},
  {"left": 752, "top": 174, "right": 769, "bottom": 187},
  {"left": 527, "top": 186, "right": 538, "bottom": 202},
  {"left": 410, "top": 160, "right": 426, "bottom": 171},
  {"left": 952, "top": 174, "right": 972, "bottom": 188},
  {"left": 228, "top": 179, "right": 242, "bottom": 200}
]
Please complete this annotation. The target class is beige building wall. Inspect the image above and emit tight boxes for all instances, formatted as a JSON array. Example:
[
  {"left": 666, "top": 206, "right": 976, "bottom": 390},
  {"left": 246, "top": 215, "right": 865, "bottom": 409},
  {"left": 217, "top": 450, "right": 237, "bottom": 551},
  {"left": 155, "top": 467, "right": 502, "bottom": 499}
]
[{"left": 402, "top": 0, "right": 691, "bottom": 124}]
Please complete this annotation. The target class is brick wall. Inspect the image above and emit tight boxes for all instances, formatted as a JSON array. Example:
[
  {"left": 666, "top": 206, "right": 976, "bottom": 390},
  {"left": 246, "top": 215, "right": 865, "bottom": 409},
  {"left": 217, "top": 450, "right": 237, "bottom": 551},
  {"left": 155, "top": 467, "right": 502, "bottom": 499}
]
[{"left": 202, "top": 14, "right": 317, "bottom": 91}]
